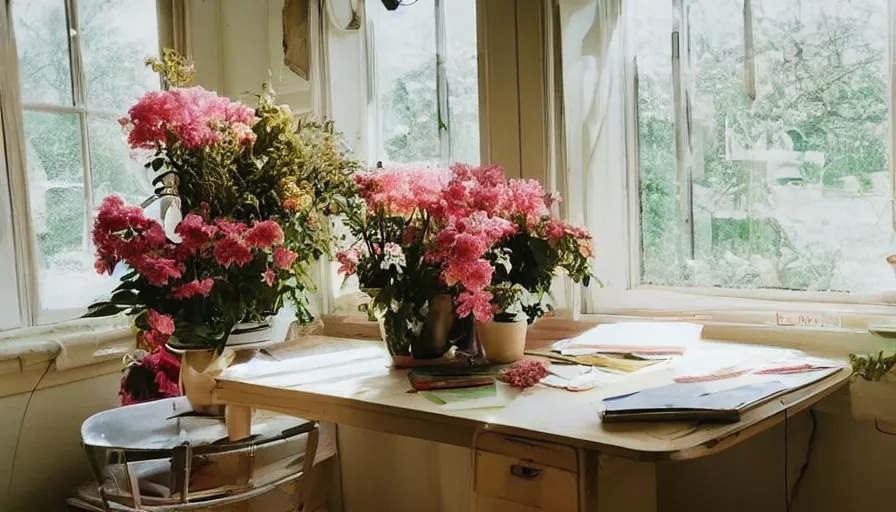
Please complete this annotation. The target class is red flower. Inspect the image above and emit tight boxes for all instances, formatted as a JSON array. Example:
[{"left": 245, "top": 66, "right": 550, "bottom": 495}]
[
  {"left": 133, "top": 255, "right": 183, "bottom": 286},
  {"left": 246, "top": 220, "right": 284, "bottom": 248},
  {"left": 119, "top": 348, "right": 181, "bottom": 406},
  {"left": 147, "top": 309, "right": 175, "bottom": 335},
  {"left": 273, "top": 247, "right": 298, "bottom": 269},
  {"left": 213, "top": 235, "right": 253, "bottom": 268},
  {"left": 262, "top": 268, "right": 276, "bottom": 286},
  {"left": 175, "top": 213, "right": 217, "bottom": 252},
  {"left": 171, "top": 278, "right": 215, "bottom": 299},
  {"left": 215, "top": 218, "right": 248, "bottom": 236}
]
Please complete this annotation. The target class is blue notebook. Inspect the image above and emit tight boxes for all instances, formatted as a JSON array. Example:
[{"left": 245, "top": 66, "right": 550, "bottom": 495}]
[{"left": 601, "top": 381, "right": 788, "bottom": 423}]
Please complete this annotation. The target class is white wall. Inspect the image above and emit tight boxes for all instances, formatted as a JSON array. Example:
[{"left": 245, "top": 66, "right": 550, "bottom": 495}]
[
  {"left": 189, "top": 0, "right": 312, "bottom": 112},
  {"left": 0, "top": 361, "right": 121, "bottom": 511}
]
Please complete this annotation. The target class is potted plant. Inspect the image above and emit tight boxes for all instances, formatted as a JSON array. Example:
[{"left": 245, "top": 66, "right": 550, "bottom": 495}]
[
  {"left": 335, "top": 167, "right": 465, "bottom": 364},
  {"left": 337, "top": 164, "right": 594, "bottom": 365},
  {"left": 849, "top": 350, "right": 896, "bottom": 421},
  {"left": 427, "top": 164, "right": 594, "bottom": 362},
  {"left": 85, "top": 50, "right": 357, "bottom": 404}
]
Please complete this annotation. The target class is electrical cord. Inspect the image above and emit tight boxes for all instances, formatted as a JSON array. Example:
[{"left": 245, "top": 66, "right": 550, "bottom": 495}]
[
  {"left": 786, "top": 408, "right": 818, "bottom": 511},
  {"left": 874, "top": 418, "right": 896, "bottom": 436},
  {"left": 5, "top": 361, "right": 53, "bottom": 499}
]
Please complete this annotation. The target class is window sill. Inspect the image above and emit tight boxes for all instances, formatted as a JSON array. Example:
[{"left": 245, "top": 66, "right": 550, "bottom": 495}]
[
  {"left": 321, "top": 308, "right": 889, "bottom": 358},
  {"left": 0, "top": 316, "right": 132, "bottom": 378}
]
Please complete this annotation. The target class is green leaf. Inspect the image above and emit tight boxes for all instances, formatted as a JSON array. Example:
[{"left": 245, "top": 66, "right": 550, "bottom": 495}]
[
  {"left": 82, "top": 302, "right": 124, "bottom": 318},
  {"left": 111, "top": 289, "right": 140, "bottom": 306}
]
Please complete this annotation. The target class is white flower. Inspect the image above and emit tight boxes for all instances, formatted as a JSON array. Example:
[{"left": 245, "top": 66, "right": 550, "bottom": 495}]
[{"left": 380, "top": 242, "right": 407, "bottom": 272}]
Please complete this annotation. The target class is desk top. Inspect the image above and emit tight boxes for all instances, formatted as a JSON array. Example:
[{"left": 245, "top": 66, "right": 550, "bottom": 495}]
[{"left": 213, "top": 335, "right": 850, "bottom": 461}]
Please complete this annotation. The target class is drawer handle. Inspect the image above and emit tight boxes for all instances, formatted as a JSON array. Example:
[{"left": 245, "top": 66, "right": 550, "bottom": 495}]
[{"left": 510, "top": 464, "right": 542, "bottom": 479}]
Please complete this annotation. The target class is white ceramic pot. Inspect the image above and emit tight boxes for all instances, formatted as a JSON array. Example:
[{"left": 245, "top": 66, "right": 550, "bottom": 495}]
[
  {"left": 475, "top": 319, "right": 527, "bottom": 363},
  {"left": 850, "top": 377, "right": 896, "bottom": 421},
  {"left": 227, "top": 321, "right": 274, "bottom": 347}
]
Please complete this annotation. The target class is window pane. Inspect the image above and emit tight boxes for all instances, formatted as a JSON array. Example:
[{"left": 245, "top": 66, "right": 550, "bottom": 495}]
[
  {"left": 630, "top": 0, "right": 678, "bottom": 286},
  {"left": 368, "top": 0, "right": 440, "bottom": 166},
  {"left": 23, "top": 111, "right": 108, "bottom": 311},
  {"left": 12, "top": 0, "right": 74, "bottom": 106},
  {"left": 444, "top": 0, "right": 480, "bottom": 165},
  {"left": 88, "top": 115, "right": 153, "bottom": 205},
  {"left": 637, "top": 0, "right": 893, "bottom": 293},
  {"left": 79, "top": 0, "right": 160, "bottom": 111}
]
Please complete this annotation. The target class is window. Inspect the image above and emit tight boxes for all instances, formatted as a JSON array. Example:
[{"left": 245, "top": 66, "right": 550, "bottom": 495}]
[
  {"left": 366, "top": 0, "right": 480, "bottom": 167},
  {"left": 631, "top": 0, "right": 894, "bottom": 296},
  {"left": 10, "top": 0, "right": 161, "bottom": 321},
  {"left": 329, "top": 0, "right": 482, "bottom": 307}
]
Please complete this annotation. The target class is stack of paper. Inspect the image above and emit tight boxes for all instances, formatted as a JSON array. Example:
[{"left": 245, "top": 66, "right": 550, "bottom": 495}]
[{"left": 553, "top": 322, "right": 704, "bottom": 357}]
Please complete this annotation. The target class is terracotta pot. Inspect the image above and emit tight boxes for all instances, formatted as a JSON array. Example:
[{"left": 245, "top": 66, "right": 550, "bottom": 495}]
[{"left": 475, "top": 319, "right": 527, "bottom": 363}]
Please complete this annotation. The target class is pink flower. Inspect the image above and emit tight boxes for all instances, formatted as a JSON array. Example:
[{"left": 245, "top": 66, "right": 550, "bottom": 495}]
[
  {"left": 335, "top": 246, "right": 364, "bottom": 276},
  {"left": 147, "top": 309, "right": 175, "bottom": 335},
  {"left": 171, "top": 278, "right": 215, "bottom": 299},
  {"left": 246, "top": 220, "right": 284, "bottom": 248},
  {"left": 92, "top": 195, "right": 168, "bottom": 271},
  {"left": 499, "top": 360, "right": 549, "bottom": 389},
  {"left": 213, "top": 235, "right": 253, "bottom": 268},
  {"left": 262, "top": 268, "right": 276, "bottom": 286},
  {"left": 453, "top": 233, "right": 487, "bottom": 261},
  {"left": 456, "top": 290, "right": 494, "bottom": 322},
  {"left": 215, "top": 218, "right": 248, "bottom": 236},
  {"left": 123, "top": 86, "right": 257, "bottom": 150},
  {"left": 142, "top": 224, "right": 168, "bottom": 249},
  {"left": 95, "top": 258, "right": 113, "bottom": 275},
  {"left": 355, "top": 167, "right": 449, "bottom": 216},
  {"left": 175, "top": 213, "right": 217, "bottom": 252},
  {"left": 133, "top": 255, "right": 183, "bottom": 286},
  {"left": 273, "top": 247, "right": 298, "bottom": 269}
]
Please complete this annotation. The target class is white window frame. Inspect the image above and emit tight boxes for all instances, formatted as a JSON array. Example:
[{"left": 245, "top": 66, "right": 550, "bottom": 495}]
[
  {"left": 364, "top": 0, "right": 469, "bottom": 167},
  {"left": 2, "top": 0, "right": 169, "bottom": 330},
  {"left": 573, "top": 0, "right": 896, "bottom": 329}
]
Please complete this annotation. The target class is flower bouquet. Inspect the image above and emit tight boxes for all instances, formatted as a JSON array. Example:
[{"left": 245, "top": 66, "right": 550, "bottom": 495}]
[
  {"left": 336, "top": 163, "right": 593, "bottom": 363},
  {"left": 86, "top": 50, "right": 357, "bottom": 356}
]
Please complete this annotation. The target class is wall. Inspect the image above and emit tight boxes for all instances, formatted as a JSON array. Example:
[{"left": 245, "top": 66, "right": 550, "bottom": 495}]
[
  {"left": 189, "top": 0, "right": 312, "bottom": 112},
  {"left": 0, "top": 360, "right": 121, "bottom": 511}
]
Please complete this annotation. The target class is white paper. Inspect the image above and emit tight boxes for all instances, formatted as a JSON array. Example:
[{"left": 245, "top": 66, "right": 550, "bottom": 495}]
[
  {"left": 312, "top": 421, "right": 338, "bottom": 465},
  {"left": 555, "top": 322, "right": 704, "bottom": 353}
]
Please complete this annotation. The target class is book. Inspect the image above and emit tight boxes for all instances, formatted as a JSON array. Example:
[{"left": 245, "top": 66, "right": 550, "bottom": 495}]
[
  {"left": 600, "top": 381, "right": 789, "bottom": 423},
  {"left": 407, "top": 366, "right": 501, "bottom": 391}
]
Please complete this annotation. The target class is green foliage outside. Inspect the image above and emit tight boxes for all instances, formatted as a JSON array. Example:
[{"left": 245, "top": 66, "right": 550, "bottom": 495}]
[{"left": 638, "top": 1, "right": 887, "bottom": 291}]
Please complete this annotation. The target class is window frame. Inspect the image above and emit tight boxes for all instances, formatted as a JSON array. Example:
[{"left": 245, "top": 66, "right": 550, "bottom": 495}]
[
  {"left": 363, "top": 0, "right": 474, "bottom": 167},
  {"left": 572, "top": 0, "right": 896, "bottom": 326},
  {"left": 3, "top": 0, "right": 168, "bottom": 330}
]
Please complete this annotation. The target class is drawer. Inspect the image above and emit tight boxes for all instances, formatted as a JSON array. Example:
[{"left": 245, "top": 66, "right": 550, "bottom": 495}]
[
  {"left": 475, "top": 450, "right": 578, "bottom": 512},
  {"left": 476, "top": 494, "right": 545, "bottom": 512}
]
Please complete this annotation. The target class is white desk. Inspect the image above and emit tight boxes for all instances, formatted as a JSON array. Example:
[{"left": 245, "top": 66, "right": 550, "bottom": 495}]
[{"left": 213, "top": 335, "right": 850, "bottom": 512}]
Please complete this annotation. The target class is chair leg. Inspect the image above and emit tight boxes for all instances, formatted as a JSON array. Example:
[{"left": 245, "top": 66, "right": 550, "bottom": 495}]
[{"left": 300, "top": 425, "right": 321, "bottom": 510}]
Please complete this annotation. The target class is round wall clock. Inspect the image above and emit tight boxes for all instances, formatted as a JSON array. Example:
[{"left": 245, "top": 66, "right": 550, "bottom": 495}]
[{"left": 326, "top": 0, "right": 362, "bottom": 31}]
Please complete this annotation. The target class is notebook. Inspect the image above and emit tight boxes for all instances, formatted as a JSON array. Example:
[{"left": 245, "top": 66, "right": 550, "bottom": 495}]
[
  {"left": 600, "top": 381, "right": 789, "bottom": 423},
  {"left": 407, "top": 366, "right": 500, "bottom": 391}
]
